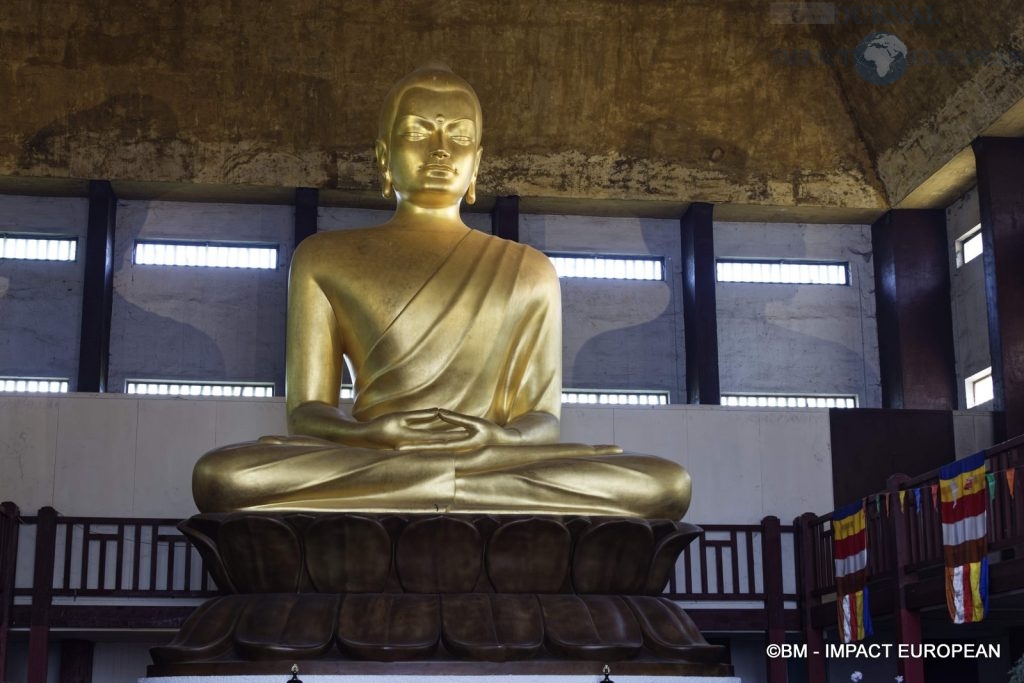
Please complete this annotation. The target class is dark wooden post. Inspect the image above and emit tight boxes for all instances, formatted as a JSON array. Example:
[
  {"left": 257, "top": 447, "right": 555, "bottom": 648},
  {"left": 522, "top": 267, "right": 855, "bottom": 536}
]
[
  {"left": 973, "top": 137, "right": 1024, "bottom": 439},
  {"left": 762, "top": 516, "right": 787, "bottom": 683},
  {"left": 887, "top": 474, "right": 924, "bottom": 683},
  {"left": 795, "top": 512, "right": 826, "bottom": 683},
  {"left": 680, "top": 202, "right": 720, "bottom": 404},
  {"left": 871, "top": 209, "right": 957, "bottom": 409},
  {"left": 27, "top": 506, "right": 58, "bottom": 683},
  {"left": 294, "top": 187, "right": 319, "bottom": 247},
  {"left": 59, "top": 639, "right": 94, "bottom": 683},
  {"left": 77, "top": 181, "right": 117, "bottom": 392},
  {"left": 492, "top": 195, "right": 520, "bottom": 241},
  {"left": 0, "top": 502, "right": 21, "bottom": 683}
]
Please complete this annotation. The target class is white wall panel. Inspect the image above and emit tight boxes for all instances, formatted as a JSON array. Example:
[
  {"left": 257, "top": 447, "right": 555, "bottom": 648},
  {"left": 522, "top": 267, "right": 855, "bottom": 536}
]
[{"left": 0, "top": 395, "right": 832, "bottom": 523}]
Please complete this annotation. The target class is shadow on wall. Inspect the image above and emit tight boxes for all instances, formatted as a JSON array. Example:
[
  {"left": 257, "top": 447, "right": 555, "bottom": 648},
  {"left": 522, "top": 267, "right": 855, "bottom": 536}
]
[
  {"left": 107, "top": 199, "right": 227, "bottom": 393},
  {"left": 714, "top": 225, "right": 878, "bottom": 404},
  {"left": 109, "top": 291, "right": 227, "bottom": 392},
  {"left": 19, "top": 94, "right": 194, "bottom": 180},
  {"left": 570, "top": 220, "right": 682, "bottom": 400}
]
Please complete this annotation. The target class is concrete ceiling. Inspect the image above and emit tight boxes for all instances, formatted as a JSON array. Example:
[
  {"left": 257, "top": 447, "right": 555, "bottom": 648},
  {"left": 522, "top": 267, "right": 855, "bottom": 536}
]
[{"left": 1, "top": 0, "right": 1022, "bottom": 220}]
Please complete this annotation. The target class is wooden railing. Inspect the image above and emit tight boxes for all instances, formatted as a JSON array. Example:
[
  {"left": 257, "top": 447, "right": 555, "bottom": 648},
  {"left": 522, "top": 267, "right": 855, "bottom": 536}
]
[
  {"left": 0, "top": 506, "right": 797, "bottom": 682},
  {"left": 12, "top": 514, "right": 217, "bottom": 600},
  {"left": 798, "top": 433, "right": 1024, "bottom": 598},
  {"left": 795, "top": 434, "right": 1024, "bottom": 683},
  {"left": 4, "top": 432, "right": 1022, "bottom": 683}
]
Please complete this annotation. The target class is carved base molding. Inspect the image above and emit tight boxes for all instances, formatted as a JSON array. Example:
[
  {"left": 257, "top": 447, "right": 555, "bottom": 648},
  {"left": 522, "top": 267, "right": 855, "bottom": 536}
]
[{"left": 149, "top": 513, "right": 730, "bottom": 677}]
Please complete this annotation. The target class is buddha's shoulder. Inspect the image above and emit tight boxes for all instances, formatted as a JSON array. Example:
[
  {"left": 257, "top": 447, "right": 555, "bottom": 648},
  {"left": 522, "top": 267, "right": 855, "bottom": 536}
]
[
  {"left": 515, "top": 242, "right": 557, "bottom": 273},
  {"left": 291, "top": 227, "right": 394, "bottom": 266},
  {"left": 507, "top": 241, "right": 559, "bottom": 287}
]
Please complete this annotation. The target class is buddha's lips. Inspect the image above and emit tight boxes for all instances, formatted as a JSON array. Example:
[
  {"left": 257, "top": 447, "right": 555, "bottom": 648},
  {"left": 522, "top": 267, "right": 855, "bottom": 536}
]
[{"left": 422, "top": 163, "right": 457, "bottom": 174}]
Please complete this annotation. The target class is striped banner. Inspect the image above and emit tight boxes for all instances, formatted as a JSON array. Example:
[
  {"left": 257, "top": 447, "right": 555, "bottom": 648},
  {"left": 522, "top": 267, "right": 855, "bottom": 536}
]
[
  {"left": 833, "top": 500, "right": 872, "bottom": 642},
  {"left": 837, "top": 586, "right": 872, "bottom": 643},
  {"left": 939, "top": 451, "right": 989, "bottom": 624}
]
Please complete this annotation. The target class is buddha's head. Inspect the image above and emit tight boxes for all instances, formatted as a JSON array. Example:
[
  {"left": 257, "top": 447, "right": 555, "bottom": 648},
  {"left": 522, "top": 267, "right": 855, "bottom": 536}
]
[{"left": 376, "top": 64, "right": 483, "bottom": 209}]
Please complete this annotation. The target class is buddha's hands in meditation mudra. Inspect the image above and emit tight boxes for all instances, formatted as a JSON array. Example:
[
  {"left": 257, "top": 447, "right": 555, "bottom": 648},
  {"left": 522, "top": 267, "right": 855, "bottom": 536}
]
[
  {"left": 289, "top": 403, "right": 574, "bottom": 453},
  {"left": 191, "top": 64, "right": 686, "bottom": 518}
]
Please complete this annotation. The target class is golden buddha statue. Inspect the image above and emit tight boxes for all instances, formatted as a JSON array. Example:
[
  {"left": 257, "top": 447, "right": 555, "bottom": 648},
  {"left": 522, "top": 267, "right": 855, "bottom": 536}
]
[{"left": 192, "top": 65, "right": 691, "bottom": 519}]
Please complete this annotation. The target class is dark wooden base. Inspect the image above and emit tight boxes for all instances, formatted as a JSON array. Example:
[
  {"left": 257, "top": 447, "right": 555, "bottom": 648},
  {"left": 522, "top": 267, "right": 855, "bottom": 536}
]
[
  {"left": 149, "top": 658, "right": 734, "bottom": 677},
  {"left": 156, "top": 513, "right": 728, "bottom": 674}
]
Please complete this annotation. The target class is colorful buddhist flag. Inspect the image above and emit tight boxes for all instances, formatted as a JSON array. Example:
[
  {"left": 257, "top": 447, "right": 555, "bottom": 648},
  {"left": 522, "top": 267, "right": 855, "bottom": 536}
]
[
  {"left": 833, "top": 500, "right": 872, "bottom": 642},
  {"left": 940, "top": 451, "right": 989, "bottom": 624}
]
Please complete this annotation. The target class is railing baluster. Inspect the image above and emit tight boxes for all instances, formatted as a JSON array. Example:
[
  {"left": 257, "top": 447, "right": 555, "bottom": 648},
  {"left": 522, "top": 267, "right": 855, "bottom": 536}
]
[
  {"left": 745, "top": 529, "right": 756, "bottom": 595},
  {"left": 132, "top": 522, "right": 142, "bottom": 591},
  {"left": 149, "top": 523, "right": 159, "bottom": 592},
  {"left": 730, "top": 530, "right": 740, "bottom": 595},
  {"left": 79, "top": 522, "right": 90, "bottom": 591},
  {"left": 183, "top": 537, "right": 193, "bottom": 592},
  {"left": 62, "top": 520, "right": 73, "bottom": 590},
  {"left": 0, "top": 502, "right": 21, "bottom": 683},
  {"left": 115, "top": 523, "right": 124, "bottom": 591},
  {"left": 96, "top": 528, "right": 107, "bottom": 591},
  {"left": 165, "top": 533, "right": 175, "bottom": 592}
]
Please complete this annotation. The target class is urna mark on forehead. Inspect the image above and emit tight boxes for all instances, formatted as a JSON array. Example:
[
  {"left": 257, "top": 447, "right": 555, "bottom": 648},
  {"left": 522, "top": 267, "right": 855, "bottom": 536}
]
[{"left": 377, "top": 66, "right": 483, "bottom": 142}]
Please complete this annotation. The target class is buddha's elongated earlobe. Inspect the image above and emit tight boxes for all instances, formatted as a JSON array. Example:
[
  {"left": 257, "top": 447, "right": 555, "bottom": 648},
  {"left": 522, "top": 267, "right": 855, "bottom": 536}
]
[
  {"left": 375, "top": 139, "right": 393, "bottom": 199},
  {"left": 464, "top": 146, "right": 482, "bottom": 205}
]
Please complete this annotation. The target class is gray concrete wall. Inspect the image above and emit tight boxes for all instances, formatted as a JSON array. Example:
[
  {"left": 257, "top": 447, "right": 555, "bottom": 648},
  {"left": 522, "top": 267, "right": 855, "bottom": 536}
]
[
  {"left": 954, "top": 410, "right": 999, "bottom": 457},
  {"left": 108, "top": 200, "right": 292, "bottom": 394},
  {"left": 0, "top": 394, "right": 833, "bottom": 524},
  {"left": 0, "top": 194, "right": 88, "bottom": 385},
  {"left": 946, "top": 187, "right": 990, "bottom": 409},
  {"left": 715, "top": 221, "right": 882, "bottom": 408},
  {"left": 520, "top": 214, "right": 685, "bottom": 401}
]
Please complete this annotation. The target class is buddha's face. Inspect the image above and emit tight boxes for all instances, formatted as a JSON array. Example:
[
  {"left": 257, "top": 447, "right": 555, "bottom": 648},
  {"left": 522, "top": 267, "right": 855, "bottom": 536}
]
[{"left": 384, "top": 85, "right": 482, "bottom": 209}]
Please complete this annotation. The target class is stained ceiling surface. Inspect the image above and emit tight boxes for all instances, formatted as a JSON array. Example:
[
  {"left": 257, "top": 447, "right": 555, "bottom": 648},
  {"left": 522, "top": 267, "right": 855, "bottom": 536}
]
[{"left": 1, "top": 0, "right": 1022, "bottom": 218}]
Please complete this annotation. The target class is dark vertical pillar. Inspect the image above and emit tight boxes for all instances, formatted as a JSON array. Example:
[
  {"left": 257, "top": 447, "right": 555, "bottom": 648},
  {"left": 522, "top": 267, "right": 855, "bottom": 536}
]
[
  {"left": 973, "top": 137, "right": 1024, "bottom": 439},
  {"left": 491, "top": 195, "right": 520, "bottom": 241},
  {"left": 76, "top": 181, "right": 116, "bottom": 392},
  {"left": 58, "top": 640, "right": 94, "bottom": 683},
  {"left": 27, "top": 507, "right": 57, "bottom": 683},
  {"left": 871, "top": 209, "right": 956, "bottom": 409},
  {"left": 795, "top": 513, "right": 826, "bottom": 683},
  {"left": 294, "top": 187, "right": 319, "bottom": 247},
  {"left": 0, "top": 502, "right": 20, "bottom": 683},
  {"left": 761, "top": 516, "right": 787, "bottom": 683},
  {"left": 680, "top": 202, "right": 720, "bottom": 404},
  {"left": 888, "top": 474, "right": 924, "bottom": 683}
]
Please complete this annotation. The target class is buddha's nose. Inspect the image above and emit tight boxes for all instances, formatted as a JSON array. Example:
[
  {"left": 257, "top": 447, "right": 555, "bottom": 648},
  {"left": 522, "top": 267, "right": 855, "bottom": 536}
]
[{"left": 430, "top": 149, "right": 450, "bottom": 161}]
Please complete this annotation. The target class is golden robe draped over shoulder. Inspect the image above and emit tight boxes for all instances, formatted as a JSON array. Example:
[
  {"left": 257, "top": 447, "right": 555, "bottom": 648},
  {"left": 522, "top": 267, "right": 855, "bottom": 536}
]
[
  {"left": 353, "top": 229, "right": 561, "bottom": 426},
  {"left": 192, "top": 231, "right": 691, "bottom": 519}
]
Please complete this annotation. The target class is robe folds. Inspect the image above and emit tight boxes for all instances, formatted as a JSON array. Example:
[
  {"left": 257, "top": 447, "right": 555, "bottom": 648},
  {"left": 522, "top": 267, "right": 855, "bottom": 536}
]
[{"left": 192, "top": 230, "right": 691, "bottom": 519}]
